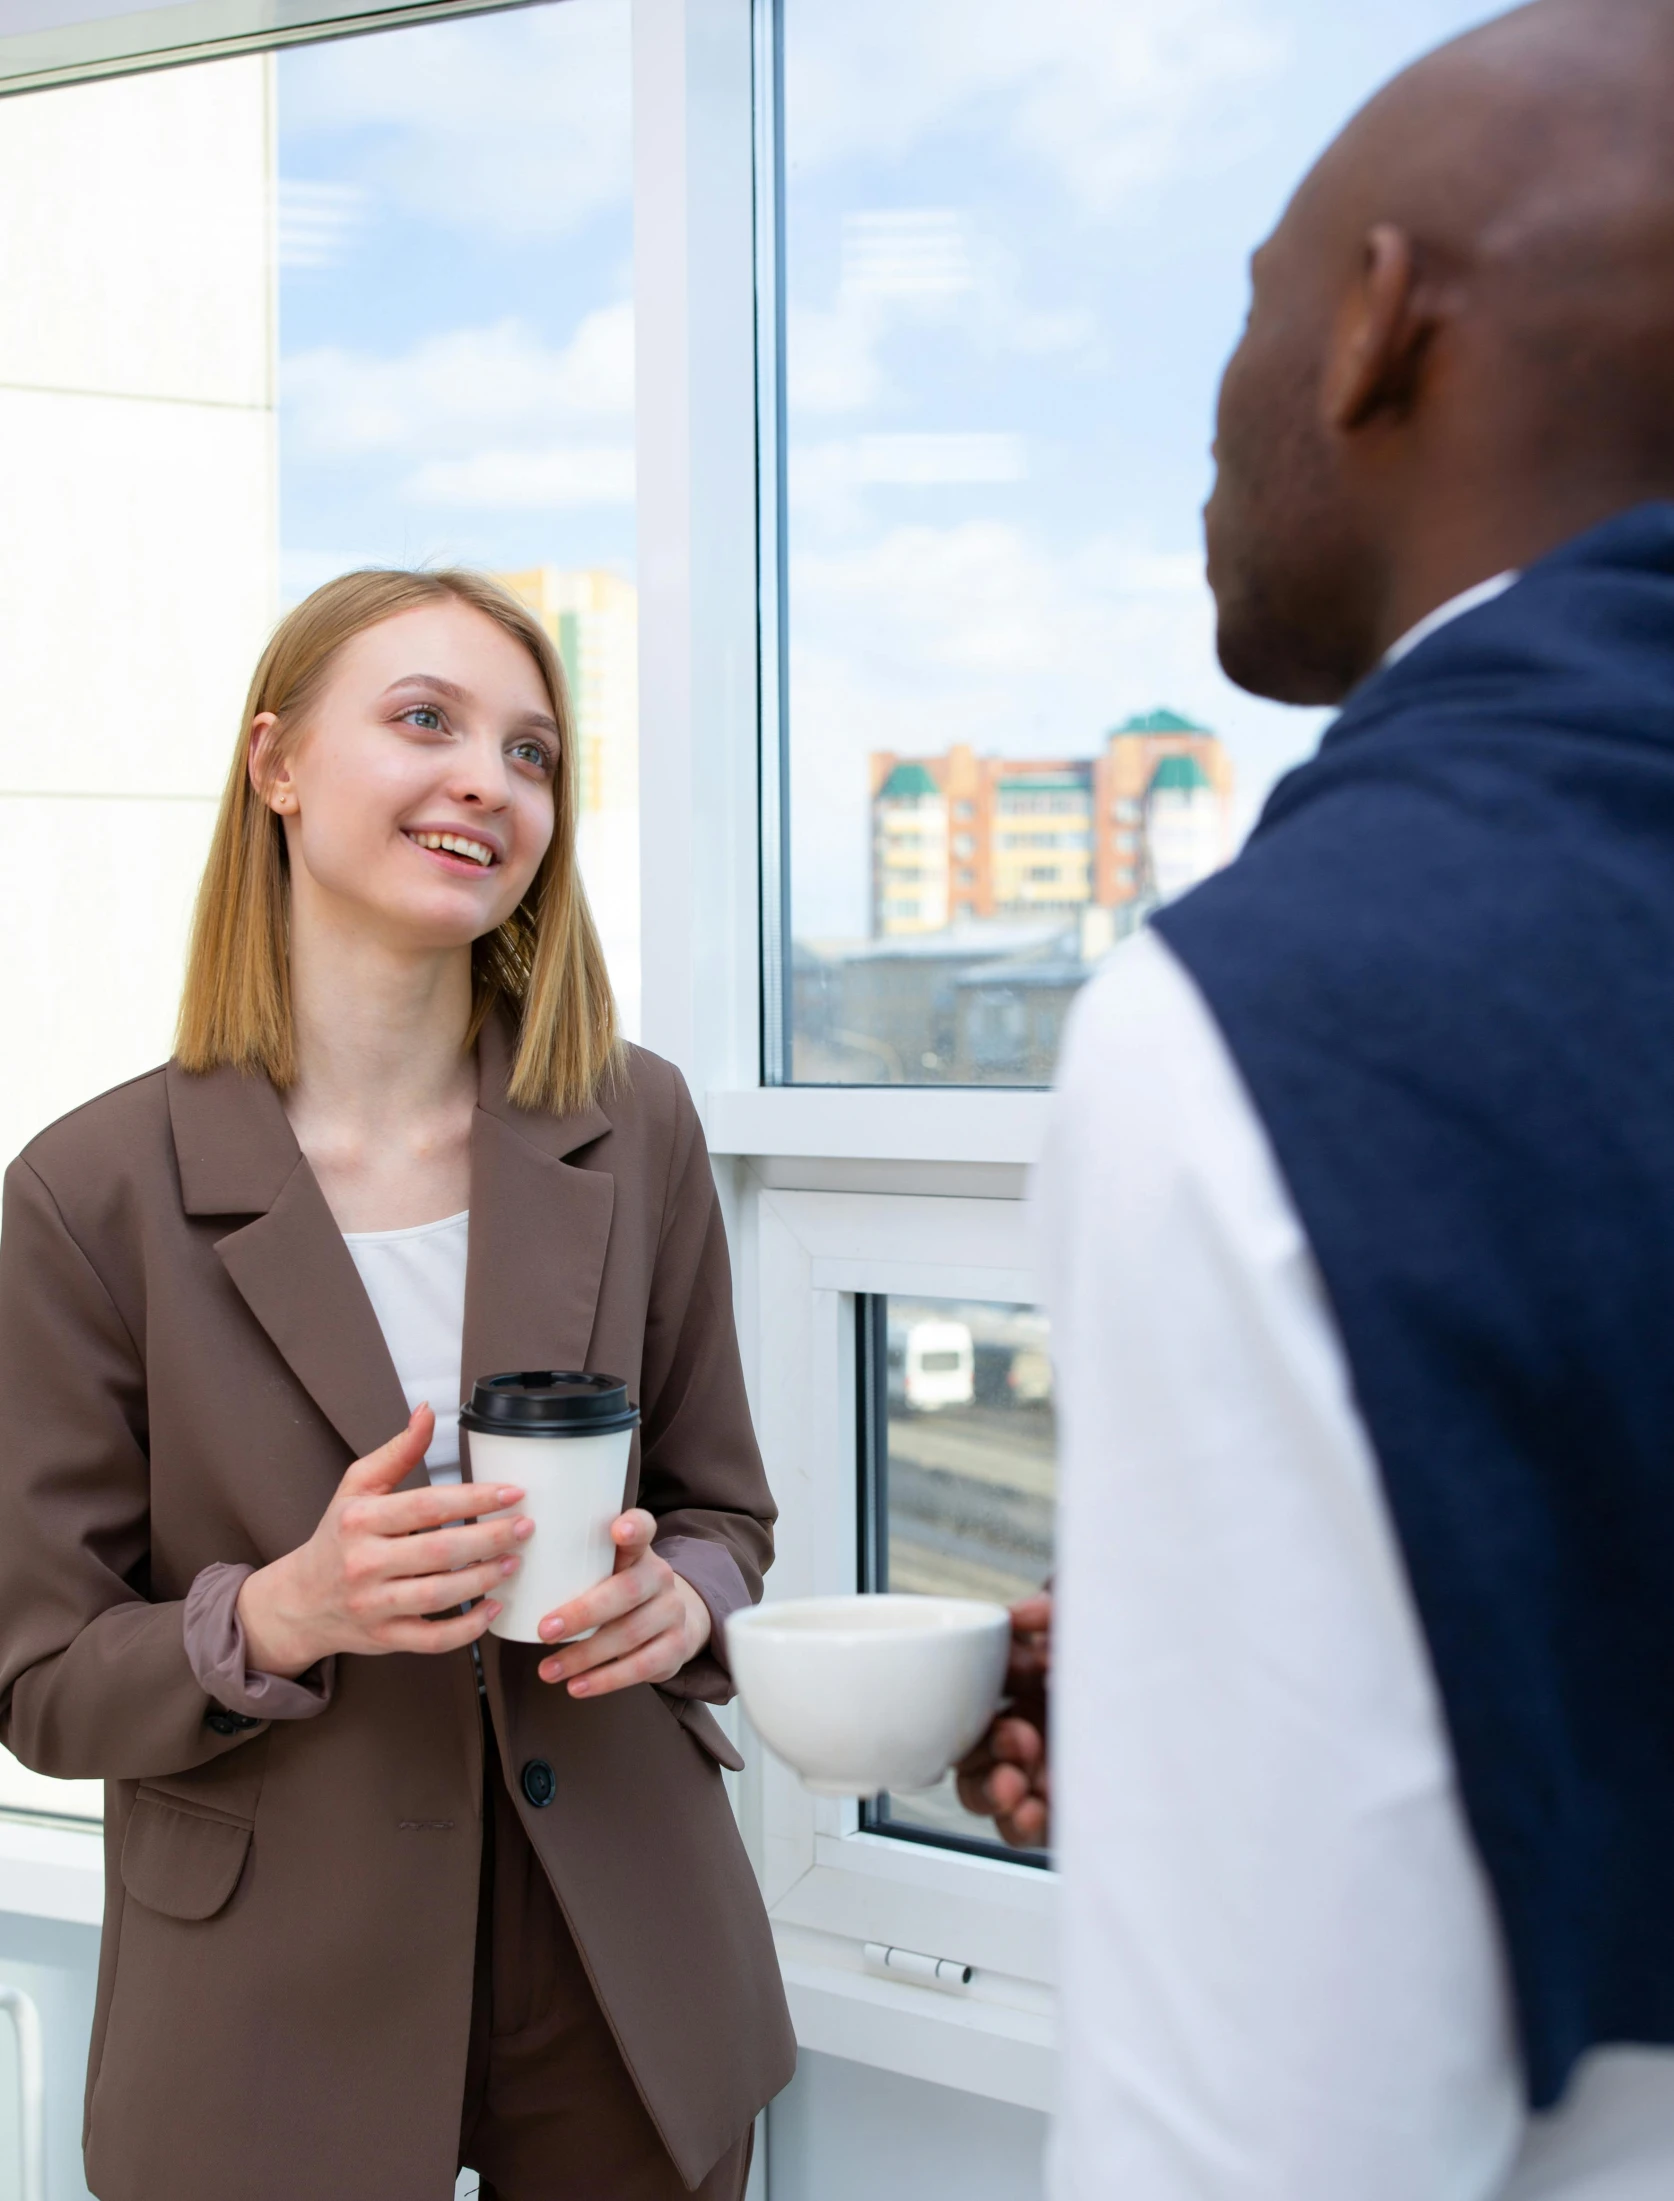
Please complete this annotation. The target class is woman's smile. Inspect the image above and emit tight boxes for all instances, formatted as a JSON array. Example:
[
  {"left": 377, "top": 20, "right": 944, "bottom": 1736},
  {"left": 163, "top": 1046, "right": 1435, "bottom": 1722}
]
[{"left": 402, "top": 824, "right": 503, "bottom": 873}]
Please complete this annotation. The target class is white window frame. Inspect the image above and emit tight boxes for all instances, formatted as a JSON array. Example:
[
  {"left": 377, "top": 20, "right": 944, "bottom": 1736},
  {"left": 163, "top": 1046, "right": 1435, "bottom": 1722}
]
[
  {"left": 633, "top": 0, "right": 1059, "bottom": 2108},
  {"left": 735, "top": 1186, "right": 1055, "bottom": 2110}
]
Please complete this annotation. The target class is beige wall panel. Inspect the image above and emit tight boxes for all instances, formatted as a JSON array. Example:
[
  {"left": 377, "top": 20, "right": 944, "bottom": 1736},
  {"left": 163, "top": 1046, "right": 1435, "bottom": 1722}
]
[
  {"left": 0, "top": 793, "right": 217, "bottom": 1163},
  {"left": 0, "top": 386, "right": 275, "bottom": 795},
  {"left": 0, "top": 54, "right": 273, "bottom": 406}
]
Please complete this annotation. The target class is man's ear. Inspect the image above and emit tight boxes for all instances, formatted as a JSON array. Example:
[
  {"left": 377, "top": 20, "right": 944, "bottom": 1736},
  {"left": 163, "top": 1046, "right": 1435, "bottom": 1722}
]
[{"left": 1321, "top": 223, "right": 1435, "bottom": 432}]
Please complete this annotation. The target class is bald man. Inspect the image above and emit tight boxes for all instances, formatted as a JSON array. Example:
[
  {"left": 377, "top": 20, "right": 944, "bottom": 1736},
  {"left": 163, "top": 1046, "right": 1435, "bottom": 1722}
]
[{"left": 967, "top": 2, "right": 1674, "bottom": 2194}]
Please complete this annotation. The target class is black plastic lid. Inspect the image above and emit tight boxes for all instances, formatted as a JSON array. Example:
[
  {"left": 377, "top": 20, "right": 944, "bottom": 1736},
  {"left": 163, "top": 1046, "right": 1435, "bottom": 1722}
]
[{"left": 458, "top": 1370, "right": 639, "bottom": 1438}]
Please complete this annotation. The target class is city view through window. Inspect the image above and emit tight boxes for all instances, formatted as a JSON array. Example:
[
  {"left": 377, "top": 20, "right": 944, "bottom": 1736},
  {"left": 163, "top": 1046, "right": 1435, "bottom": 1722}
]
[
  {"left": 778, "top": 0, "right": 1502, "bottom": 1087},
  {"left": 863, "top": 1294, "right": 1054, "bottom": 1854}
]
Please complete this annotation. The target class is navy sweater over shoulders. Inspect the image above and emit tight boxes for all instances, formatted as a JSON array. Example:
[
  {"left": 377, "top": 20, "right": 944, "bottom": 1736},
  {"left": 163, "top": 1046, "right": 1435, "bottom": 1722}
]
[{"left": 1154, "top": 503, "right": 1674, "bottom": 2108}]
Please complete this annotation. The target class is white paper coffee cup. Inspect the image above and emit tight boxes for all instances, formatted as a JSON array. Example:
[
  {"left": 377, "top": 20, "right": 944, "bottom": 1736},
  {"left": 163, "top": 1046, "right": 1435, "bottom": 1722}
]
[{"left": 459, "top": 1372, "right": 639, "bottom": 1645}]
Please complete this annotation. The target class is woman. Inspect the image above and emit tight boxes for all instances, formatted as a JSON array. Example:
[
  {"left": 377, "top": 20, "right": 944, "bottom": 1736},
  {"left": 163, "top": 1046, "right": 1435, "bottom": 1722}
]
[{"left": 0, "top": 570, "right": 795, "bottom": 2201}]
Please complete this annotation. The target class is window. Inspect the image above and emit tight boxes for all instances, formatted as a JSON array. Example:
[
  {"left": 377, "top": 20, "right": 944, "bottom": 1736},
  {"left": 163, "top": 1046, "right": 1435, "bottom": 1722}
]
[
  {"left": 768, "top": 0, "right": 1502, "bottom": 1090},
  {"left": 278, "top": 0, "right": 639, "bottom": 1027},
  {"left": 0, "top": 0, "right": 634, "bottom": 1828},
  {"left": 858, "top": 1295, "right": 1052, "bottom": 1863}
]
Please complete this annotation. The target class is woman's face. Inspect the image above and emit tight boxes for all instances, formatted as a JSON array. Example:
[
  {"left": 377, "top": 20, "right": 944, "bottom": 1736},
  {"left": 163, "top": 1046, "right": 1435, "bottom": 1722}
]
[{"left": 255, "top": 598, "right": 560, "bottom": 954}]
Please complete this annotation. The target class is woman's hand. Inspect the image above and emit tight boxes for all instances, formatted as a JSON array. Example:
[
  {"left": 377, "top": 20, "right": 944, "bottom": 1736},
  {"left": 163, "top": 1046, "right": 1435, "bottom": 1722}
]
[
  {"left": 956, "top": 1590, "right": 1052, "bottom": 1848},
  {"left": 535, "top": 1509, "right": 711, "bottom": 1696},
  {"left": 236, "top": 1406, "right": 532, "bottom": 1677}
]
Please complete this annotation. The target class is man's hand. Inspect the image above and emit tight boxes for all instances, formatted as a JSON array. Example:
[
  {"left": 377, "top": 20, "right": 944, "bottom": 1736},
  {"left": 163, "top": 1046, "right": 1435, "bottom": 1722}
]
[{"left": 956, "top": 1591, "right": 1051, "bottom": 1847}]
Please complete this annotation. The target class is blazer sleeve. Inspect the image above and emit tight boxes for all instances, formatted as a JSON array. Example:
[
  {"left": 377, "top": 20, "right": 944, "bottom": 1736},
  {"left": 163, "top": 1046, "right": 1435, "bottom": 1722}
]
[
  {"left": 0, "top": 1158, "right": 267, "bottom": 1780},
  {"left": 637, "top": 1069, "right": 776, "bottom": 1704}
]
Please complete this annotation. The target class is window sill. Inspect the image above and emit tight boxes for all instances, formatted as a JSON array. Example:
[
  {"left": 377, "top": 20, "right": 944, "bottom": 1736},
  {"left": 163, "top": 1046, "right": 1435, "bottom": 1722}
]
[
  {"left": 774, "top": 1922, "right": 1054, "bottom": 2112},
  {"left": 705, "top": 1087, "right": 1052, "bottom": 1170}
]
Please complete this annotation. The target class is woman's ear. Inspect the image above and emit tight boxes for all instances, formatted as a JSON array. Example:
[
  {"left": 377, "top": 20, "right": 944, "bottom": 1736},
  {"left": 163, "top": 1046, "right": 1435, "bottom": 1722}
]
[{"left": 248, "top": 712, "right": 296, "bottom": 814}]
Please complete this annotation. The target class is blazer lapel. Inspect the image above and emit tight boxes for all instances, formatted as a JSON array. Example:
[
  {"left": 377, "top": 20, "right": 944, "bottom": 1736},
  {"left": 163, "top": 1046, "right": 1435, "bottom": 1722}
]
[
  {"left": 460, "top": 1015, "right": 616, "bottom": 1427},
  {"left": 166, "top": 1015, "right": 617, "bottom": 1481},
  {"left": 167, "top": 1060, "right": 410, "bottom": 1467}
]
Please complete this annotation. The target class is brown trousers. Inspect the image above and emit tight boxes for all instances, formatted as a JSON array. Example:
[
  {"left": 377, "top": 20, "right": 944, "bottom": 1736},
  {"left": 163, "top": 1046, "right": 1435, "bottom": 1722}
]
[{"left": 458, "top": 1724, "right": 753, "bottom": 2201}]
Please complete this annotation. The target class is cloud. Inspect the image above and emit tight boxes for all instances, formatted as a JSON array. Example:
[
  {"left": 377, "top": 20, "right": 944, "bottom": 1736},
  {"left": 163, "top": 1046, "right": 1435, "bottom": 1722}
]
[
  {"left": 405, "top": 444, "right": 635, "bottom": 509},
  {"left": 842, "top": 209, "right": 974, "bottom": 298},
  {"left": 786, "top": 207, "right": 1102, "bottom": 422},
  {"left": 784, "top": 519, "right": 1323, "bottom": 935},
  {"left": 857, "top": 433, "right": 1026, "bottom": 486},
  {"left": 278, "top": 179, "right": 366, "bottom": 270},
  {"left": 279, "top": 0, "right": 631, "bottom": 242},
  {"left": 787, "top": 433, "right": 1031, "bottom": 538},
  {"left": 784, "top": 0, "right": 1287, "bottom": 222},
  {"left": 284, "top": 305, "right": 634, "bottom": 460}
]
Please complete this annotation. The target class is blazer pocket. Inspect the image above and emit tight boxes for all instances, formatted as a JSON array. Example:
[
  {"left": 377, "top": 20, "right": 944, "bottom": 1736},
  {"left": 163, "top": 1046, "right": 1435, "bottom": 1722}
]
[
  {"left": 662, "top": 1694, "right": 747, "bottom": 1773},
  {"left": 120, "top": 1790, "right": 252, "bottom": 1922}
]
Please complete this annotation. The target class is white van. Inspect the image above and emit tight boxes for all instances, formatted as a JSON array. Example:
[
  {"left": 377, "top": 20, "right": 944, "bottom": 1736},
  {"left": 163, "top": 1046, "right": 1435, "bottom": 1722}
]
[{"left": 887, "top": 1318, "right": 975, "bottom": 1413}]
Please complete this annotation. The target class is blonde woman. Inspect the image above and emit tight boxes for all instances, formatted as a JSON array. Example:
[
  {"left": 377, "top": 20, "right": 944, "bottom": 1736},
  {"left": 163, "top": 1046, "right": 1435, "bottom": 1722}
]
[{"left": 0, "top": 571, "right": 794, "bottom": 2201}]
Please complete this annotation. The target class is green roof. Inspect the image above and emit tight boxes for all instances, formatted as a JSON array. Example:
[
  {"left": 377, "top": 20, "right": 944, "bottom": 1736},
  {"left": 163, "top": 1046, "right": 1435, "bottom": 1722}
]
[
  {"left": 1116, "top": 707, "right": 1210, "bottom": 735},
  {"left": 1149, "top": 753, "right": 1212, "bottom": 793},
  {"left": 878, "top": 761, "right": 939, "bottom": 800}
]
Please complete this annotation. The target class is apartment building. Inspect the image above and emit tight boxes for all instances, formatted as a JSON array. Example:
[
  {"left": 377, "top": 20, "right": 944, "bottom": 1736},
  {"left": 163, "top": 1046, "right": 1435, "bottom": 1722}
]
[{"left": 870, "top": 709, "right": 1234, "bottom": 937}]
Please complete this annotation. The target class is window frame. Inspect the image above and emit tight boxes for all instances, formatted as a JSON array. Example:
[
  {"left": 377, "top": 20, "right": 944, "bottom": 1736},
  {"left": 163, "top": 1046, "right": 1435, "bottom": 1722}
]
[
  {"left": 0, "top": 0, "right": 527, "bottom": 97},
  {"left": 731, "top": 1184, "right": 1056, "bottom": 2112},
  {"left": 634, "top": 0, "right": 1058, "bottom": 2105}
]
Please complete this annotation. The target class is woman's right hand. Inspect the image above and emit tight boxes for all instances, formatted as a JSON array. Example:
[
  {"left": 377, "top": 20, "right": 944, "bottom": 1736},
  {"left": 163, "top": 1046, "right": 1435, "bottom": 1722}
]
[{"left": 236, "top": 1406, "right": 531, "bottom": 1677}]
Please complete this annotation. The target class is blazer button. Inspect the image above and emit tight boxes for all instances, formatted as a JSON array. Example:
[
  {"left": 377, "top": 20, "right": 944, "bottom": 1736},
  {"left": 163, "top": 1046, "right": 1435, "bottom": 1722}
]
[
  {"left": 520, "top": 1758, "right": 556, "bottom": 1809},
  {"left": 206, "top": 1708, "right": 260, "bottom": 1735}
]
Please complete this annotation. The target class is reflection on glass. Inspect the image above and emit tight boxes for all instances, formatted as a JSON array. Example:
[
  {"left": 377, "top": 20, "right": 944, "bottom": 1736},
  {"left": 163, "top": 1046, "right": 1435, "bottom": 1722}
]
[
  {"left": 777, "top": 0, "right": 1503, "bottom": 1086},
  {"left": 863, "top": 1296, "right": 1053, "bottom": 1856}
]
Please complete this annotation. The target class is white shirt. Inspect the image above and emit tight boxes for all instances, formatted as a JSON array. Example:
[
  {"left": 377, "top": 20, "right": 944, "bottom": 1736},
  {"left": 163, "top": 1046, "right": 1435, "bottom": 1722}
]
[
  {"left": 1040, "top": 926, "right": 1674, "bottom": 2201},
  {"left": 342, "top": 1210, "right": 469, "bottom": 1484}
]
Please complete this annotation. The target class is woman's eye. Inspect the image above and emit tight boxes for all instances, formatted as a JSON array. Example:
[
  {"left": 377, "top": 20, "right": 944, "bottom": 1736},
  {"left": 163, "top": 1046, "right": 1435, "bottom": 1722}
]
[
  {"left": 511, "top": 738, "right": 555, "bottom": 772},
  {"left": 401, "top": 704, "right": 445, "bottom": 732}
]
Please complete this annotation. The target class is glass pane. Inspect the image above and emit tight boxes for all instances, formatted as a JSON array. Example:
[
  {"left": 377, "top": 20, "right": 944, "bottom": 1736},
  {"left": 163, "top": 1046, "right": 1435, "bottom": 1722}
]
[
  {"left": 279, "top": 0, "right": 640, "bottom": 1031},
  {"left": 0, "top": 0, "right": 632, "bottom": 1827},
  {"left": 862, "top": 1295, "right": 1052, "bottom": 1859},
  {"left": 775, "top": 0, "right": 1504, "bottom": 1085}
]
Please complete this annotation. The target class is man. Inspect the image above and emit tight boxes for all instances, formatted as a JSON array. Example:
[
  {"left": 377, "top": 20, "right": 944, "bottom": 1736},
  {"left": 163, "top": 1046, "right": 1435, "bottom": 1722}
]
[{"left": 959, "top": 1, "right": 1674, "bottom": 2192}]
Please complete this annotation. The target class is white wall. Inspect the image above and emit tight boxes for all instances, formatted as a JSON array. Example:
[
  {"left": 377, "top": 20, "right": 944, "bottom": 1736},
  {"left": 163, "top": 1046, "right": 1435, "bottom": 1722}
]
[
  {"left": 0, "top": 54, "right": 278, "bottom": 1169},
  {"left": 768, "top": 2051, "right": 1047, "bottom": 2201},
  {"left": 0, "top": 53, "right": 278, "bottom": 1820}
]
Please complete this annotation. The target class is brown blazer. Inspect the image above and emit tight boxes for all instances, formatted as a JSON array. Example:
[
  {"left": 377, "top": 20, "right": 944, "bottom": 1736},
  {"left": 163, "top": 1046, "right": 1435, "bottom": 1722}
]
[{"left": 0, "top": 1021, "right": 795, "bottom": 2201}]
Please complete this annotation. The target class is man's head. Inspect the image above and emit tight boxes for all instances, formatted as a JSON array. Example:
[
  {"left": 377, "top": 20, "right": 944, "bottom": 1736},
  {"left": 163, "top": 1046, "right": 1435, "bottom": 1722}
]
[{"left": 1206, "top": 0, "right": 1674, "bottom": 704}]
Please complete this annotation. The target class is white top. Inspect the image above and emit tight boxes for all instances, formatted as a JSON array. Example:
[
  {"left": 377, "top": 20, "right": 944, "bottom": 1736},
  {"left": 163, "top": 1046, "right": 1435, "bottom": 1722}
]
[
  {"left": 342, "top": 1210, "right": 469, "bottom": 1484},
  {"left": 1039, "top": 924, "right": 1674, "bottom": 2201}
]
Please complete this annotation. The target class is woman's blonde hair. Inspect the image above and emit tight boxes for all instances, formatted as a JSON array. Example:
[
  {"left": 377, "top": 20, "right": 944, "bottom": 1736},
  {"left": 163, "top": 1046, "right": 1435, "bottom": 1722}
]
[{"left": 176, "top": 567, "right": 619, "bottom": 1116}]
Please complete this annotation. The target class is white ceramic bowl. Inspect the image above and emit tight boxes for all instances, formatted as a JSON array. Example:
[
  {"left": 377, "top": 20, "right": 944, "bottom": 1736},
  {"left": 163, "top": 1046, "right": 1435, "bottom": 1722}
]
[{"left": 725, "top": 1593, "right": 1010, "bottom": 1798}]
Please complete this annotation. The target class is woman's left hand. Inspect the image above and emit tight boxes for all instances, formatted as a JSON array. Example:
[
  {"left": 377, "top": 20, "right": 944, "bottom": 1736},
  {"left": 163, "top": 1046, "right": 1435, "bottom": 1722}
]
[{"left": 536, "top": 1509, "right": 712, "bottom": 1695}]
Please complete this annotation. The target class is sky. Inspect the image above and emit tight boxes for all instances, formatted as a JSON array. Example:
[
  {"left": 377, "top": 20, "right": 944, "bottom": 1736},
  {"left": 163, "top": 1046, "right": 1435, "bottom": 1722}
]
[
  {"left": 276, "top": 0, "right": 635, "bottom": 603},
  {"left": 274, "top": 0, "right": 1507, "bottom": 946},
  {"left": 778, "top": 0, "right": 1505, "bottom": 938}
]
